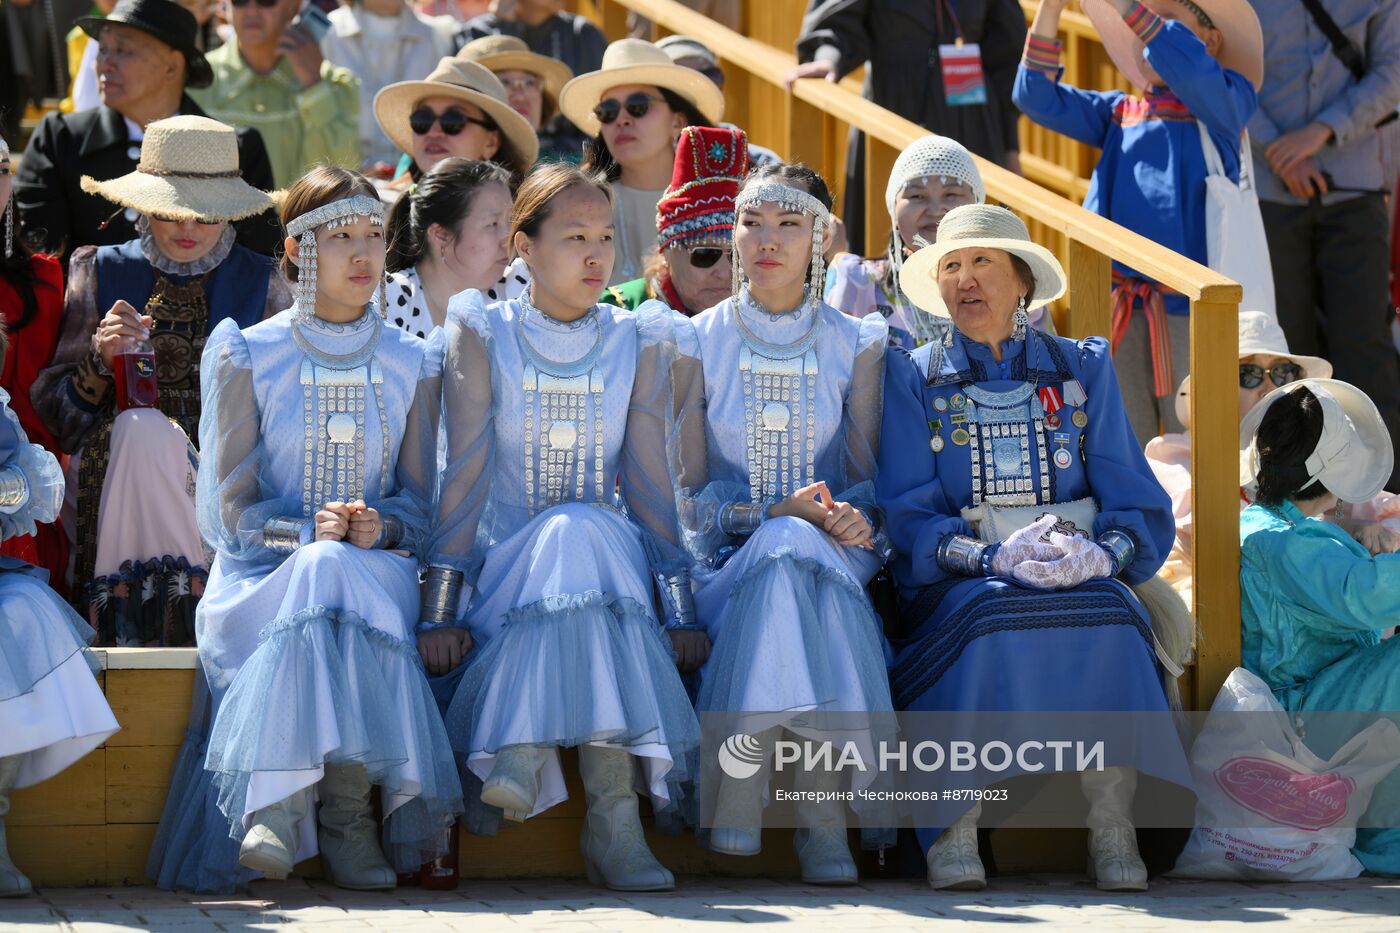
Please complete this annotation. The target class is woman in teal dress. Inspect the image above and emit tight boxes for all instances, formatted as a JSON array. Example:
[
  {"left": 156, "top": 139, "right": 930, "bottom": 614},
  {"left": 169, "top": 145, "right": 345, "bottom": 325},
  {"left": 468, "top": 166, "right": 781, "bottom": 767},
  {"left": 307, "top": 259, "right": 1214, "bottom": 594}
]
[{"left": 1240, "top": 377, "right": 1400, "bottom": 875}]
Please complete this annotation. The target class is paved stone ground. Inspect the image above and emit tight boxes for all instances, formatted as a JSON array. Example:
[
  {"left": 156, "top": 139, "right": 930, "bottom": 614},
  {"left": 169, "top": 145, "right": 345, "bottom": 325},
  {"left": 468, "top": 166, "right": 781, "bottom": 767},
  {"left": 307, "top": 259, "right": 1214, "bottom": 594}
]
[{"left": 1, "top": 876, "right": 1398, "bottom": 931}]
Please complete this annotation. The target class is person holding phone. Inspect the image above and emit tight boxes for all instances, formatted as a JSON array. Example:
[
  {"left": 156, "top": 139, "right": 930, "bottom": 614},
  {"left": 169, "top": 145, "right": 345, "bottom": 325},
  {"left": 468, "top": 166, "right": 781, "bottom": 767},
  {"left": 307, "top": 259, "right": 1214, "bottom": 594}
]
[{"left": 190, "top": 0, "right": 361, "bottom": 187}]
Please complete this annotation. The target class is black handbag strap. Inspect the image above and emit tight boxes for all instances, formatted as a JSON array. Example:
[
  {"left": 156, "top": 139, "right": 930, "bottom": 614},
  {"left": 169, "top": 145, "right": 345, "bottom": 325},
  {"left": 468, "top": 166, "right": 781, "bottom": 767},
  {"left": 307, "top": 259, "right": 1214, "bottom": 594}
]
[{"left": 1299, "top": 0, "right": 1367, "bottom": 80}]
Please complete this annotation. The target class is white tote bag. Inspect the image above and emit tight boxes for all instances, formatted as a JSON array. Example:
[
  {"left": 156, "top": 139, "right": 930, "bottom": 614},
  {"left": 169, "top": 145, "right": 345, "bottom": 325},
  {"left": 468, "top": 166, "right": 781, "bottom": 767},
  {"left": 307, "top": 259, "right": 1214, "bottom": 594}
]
[{"left": 1197, "top": 120, "right": 1278, "bottom": 322}]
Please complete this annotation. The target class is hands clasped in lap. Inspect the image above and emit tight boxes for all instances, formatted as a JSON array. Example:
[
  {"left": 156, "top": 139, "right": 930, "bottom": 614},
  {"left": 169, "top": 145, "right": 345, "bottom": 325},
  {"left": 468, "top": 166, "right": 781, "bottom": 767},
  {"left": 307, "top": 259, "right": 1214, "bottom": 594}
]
[{"left": 991, "top": 514, "right": 1113, "bottom": 591}]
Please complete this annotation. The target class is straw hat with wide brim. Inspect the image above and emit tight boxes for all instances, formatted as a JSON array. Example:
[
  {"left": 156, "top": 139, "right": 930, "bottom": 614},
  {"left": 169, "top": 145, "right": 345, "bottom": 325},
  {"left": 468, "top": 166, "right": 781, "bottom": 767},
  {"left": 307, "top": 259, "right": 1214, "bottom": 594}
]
[
  {"left": 899, "top": 204, "right": 1067, "bottom": 318},
  {"left": 1081, "top": 0, "right": 1264, "bottom": 91},
  {"left": 558, "top": 38, "right": 726, "bottom": 137},
  {"left": 374, "top": 58, "right": 540, "bottom": 175},
  {"left": 1240, "top": 379, "right": 1393, "bottom": 503},
  {"left": 457, "top": 35, "right": 574, "bottom": 123},
  {"left": 1174, "top": 311, "right": 1333, "bottom": 429},
  {"left": 80, "top": 115, "right": 272, "bottom": 222}
]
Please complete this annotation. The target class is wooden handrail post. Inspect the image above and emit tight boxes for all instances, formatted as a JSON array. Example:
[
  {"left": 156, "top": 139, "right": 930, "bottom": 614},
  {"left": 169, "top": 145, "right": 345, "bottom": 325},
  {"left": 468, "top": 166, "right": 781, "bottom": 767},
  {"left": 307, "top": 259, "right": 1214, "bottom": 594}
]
[
  {"left": 1188, "top": 298, "right": 1241, "bottom": 708},
  {"left": 785, "top": 94, "right": 826, "bottom": 172},
  {"left": 863, "top": 135, "right": 896, "bottom": 254},
  {"left": 1066, "top": 237, "right": 1112, "bottom": 339}
]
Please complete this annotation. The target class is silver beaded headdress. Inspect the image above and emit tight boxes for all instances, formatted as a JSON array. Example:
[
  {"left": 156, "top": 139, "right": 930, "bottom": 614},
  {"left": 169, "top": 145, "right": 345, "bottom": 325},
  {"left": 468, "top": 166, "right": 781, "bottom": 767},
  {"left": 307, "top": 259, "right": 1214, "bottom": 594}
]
[
  {"left": 1, "top": 134, "right": 12, "bottom": 260},
  {"left": 732, "top": 182, "right": 830, "bottom": 308},
  {"left": 286, "top": 195, "right": 387, "bottom": 321}
]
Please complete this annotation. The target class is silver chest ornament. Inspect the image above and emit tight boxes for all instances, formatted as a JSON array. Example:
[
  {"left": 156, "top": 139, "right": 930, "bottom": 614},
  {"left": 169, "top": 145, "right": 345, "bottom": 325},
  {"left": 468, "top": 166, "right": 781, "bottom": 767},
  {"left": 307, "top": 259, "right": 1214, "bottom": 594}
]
[
  {"left": 962, "top": 381, "right": 1052, "bottom": 507},
  {"left": 736, "top": 302, "right": 822, "bottom": 504},
  {"left": 517, "top": 305, "right": 607, "bottom": 517}
]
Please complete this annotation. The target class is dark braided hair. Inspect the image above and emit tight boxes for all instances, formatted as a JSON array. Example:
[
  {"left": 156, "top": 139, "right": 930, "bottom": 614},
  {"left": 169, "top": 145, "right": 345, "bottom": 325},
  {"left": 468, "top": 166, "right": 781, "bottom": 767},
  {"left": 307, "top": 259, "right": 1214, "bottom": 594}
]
[
  {"left": 1253, "top": 386, "right": 1330, "bottom": 505},
  {"left": 386, "top": 158, "right": 512, "bottom": 273}
]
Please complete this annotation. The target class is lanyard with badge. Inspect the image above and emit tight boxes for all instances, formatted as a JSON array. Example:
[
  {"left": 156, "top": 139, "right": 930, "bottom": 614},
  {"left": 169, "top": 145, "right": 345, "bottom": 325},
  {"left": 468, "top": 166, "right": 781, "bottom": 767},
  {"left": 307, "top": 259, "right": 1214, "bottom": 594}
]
[{"left": 933, "top": 0, "right": 988, "bottom": 106}]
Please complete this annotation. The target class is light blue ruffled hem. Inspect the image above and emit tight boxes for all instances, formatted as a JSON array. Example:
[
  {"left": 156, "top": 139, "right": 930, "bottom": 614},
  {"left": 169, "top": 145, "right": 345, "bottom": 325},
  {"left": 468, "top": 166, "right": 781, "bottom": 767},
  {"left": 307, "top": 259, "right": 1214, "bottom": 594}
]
[
  {"left": 0, "top": 572, "right": 101, "bottom": 702},
  {"left": 445, "top": 589, "right": 700, "bottom": 837},
  {"left": 205, "top": 606, "right": 464, "bottom": 872}
]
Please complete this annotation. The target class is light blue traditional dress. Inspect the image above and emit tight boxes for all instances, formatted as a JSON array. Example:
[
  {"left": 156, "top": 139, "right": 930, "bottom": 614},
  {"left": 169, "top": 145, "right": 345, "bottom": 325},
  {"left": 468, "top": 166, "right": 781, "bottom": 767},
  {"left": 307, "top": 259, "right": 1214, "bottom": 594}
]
[
  {"left": 878, "top": 328, "right": 1191, "bottom": 851},
  {"left": 0, "top": 386, "right": 118, "bottom": 787},
  {"left": 146, "top": 303, "right": 462, "bottom": 892},
  {"left": 430, "top": 291, "right": 701, "bottom": 830},
  {"left": 1241, "top": 500, "right": 1400, "bottom": 875},
  {"left": 686, "top": 290, "right": 896, "bottom": 828}
]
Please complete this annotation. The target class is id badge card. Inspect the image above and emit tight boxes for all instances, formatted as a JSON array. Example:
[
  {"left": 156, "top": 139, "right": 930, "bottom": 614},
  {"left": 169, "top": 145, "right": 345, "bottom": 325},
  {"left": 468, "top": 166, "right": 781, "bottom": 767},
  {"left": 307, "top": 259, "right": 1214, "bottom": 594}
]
[{"left": 939, "top": 42, "right": 988, "bottom": 106}]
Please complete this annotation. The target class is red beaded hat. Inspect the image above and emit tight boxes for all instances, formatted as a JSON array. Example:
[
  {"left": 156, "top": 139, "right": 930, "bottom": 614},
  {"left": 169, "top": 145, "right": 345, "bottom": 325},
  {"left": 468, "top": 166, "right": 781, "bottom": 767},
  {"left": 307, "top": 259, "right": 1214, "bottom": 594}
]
[{"left": 655, "top": 126, "right": 749, "bottom": 253}]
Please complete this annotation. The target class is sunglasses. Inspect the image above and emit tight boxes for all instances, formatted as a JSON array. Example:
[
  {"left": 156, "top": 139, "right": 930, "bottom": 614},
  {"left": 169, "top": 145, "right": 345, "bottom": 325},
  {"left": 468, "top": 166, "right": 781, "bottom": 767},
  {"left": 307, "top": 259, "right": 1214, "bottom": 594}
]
[
  {"left": 409, "top": 106, "right": 496, "bottom": 137},
  {"left": 592, "top": 93, "right": 665, "bottom": 126},
  {"left": 229, "top": 0, "right": 279, "bottom": 7},
  {"left": 1240, "top": 361, "right": 1303, "bottom": 390},
  {"left": 685, "top": 246, "right": 731, "bottom": 269}
]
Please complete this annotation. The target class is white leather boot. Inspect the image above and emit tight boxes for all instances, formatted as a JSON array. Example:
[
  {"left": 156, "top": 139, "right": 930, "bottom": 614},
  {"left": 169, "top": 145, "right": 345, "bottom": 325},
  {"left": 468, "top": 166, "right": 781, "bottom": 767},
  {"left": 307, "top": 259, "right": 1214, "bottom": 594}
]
[
  {"left": 710, "top": 727, "right": 777, "bottom": 857},
  {"left": 318, "top": 764, "right": 396, "bottom": 891},
  {"left": 1082, "top": 766, "right": 1148, "bottom": 892},
  {"left": 0, "top": 756, "right": 32, "bottom": 897},
  {"left": 578, "top": 745, "right": 675, "bottom": 892},
  {"left": 238, "top": 790, "right": 308, "bottom": 879},
  {"left": 791, "top": 767, "right": 857, "bottom": 885},
  {"left": 480, "top": 744, "right": 549, "bottom": 822},
  {"left": 925, "top": 803, "right": 986, "bottom": 891}
]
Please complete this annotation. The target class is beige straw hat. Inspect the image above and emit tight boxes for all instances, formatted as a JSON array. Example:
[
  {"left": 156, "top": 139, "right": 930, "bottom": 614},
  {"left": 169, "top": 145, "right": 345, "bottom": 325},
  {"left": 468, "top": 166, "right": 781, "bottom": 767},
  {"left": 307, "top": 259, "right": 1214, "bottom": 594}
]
[
  {"left": 80, "top": 115, "right": 272, "bottom": 222},
  {"left": 900, "top": 204, "right": 1067, "bottom": 318},
  {"left": 373, "top": 57, "right": 540, "bottom": 175},
  {"left": 558, "top": 38, "right": 725, "bottom": 137},
  {"left": 457, "top": 35, "right": 574, "bottom": 123},
  {"left": 1081, "top": 0, "right": 1264, "bottom": 91}
]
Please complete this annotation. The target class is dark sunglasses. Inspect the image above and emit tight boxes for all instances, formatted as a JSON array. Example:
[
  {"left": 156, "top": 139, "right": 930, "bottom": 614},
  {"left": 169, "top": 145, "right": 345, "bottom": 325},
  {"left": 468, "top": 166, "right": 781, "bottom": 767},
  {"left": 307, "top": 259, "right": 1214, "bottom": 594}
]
[
  {"left": 686, "top": 246, "right": 731, "bottom": 269},
  {"left": 409, "top": 106, "right": 496, "bottom": 137},
  {"left": 1240, "top": 361, "right": 1303, "bottom": 390},
  {"left": 229, "top": 0, "right": 279, "bottom": 7},
  {"left": 592, "top": 93, "right": 665, "bottom": 126}
]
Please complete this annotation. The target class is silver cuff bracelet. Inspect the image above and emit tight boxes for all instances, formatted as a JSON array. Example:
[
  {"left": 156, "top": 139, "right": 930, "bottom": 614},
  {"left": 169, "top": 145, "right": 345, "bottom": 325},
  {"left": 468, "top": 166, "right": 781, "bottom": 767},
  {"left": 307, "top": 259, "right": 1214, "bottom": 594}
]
[
  {"left": 263, "top": 516, "right": 308, "bottom": 555},
  {"left": 719, "top": 501, "right": 766, "bottom": 537},
  {"left": 656, "top": 570, "right": 699, "bottom": 630},
  {"left": 376, "top": 514, "right": 405, "bottom": 550},
  {"left": 0, "top": 466, "right": 29, "bottom": 509},
  {"left": 936, "top": 533, "right": 990, "bottom": 577},
  {"left": 421, "top": 566, "right": 465, "bottom": 627}
]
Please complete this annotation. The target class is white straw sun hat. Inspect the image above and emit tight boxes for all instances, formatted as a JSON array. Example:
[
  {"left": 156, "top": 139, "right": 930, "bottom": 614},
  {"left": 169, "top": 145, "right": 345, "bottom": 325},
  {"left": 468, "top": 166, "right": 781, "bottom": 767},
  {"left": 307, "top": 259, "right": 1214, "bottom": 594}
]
[
  {"left": 899, "top": 204, "right": 1067, "bottom": 318},
  {"left": 558, "top": 38, "right": 725, "bottom": 137},
  {"left": 1240, "top": 378, "right": 1392, "bottom": 503},
  {"left": 80, "top": 115, "right": 272, "bottom": 222},
  {"left": 457, "top": 34, "right": 574, "bottom": 123}
]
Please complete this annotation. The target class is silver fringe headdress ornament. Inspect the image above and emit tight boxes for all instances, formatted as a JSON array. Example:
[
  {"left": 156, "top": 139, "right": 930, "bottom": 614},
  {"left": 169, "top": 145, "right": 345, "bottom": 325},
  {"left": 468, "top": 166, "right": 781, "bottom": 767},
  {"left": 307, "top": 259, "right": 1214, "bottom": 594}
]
[
  {"left": 1, "top": 134, "right": 12, "bottom": 259},
  {"left": 732, "top": 181, "right": 830, "bottom": 310},
  {"left": 285, "top": 194, "right": 387, "bottom": 321}
]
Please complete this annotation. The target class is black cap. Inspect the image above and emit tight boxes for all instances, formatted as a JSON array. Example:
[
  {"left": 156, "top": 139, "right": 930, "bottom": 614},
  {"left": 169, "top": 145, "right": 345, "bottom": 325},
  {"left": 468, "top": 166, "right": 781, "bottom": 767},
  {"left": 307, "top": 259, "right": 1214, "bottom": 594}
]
[{"left": 76, "top": 0, "right": 213, "bottom": 90}]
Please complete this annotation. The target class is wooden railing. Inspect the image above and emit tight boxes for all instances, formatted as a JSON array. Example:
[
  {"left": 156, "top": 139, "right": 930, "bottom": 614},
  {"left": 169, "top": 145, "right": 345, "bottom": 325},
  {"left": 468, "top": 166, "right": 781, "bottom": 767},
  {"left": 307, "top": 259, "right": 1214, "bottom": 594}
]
[{"left": 577, "top": 0, "right": 1241, "bottom": 709}]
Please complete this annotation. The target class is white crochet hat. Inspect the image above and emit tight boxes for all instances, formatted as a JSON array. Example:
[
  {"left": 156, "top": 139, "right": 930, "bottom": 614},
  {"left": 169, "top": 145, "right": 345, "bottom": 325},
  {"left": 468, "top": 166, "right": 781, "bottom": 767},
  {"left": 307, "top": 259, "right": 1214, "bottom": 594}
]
[{"left": 885, "top": 135, "right": 985, "bottom": 216}]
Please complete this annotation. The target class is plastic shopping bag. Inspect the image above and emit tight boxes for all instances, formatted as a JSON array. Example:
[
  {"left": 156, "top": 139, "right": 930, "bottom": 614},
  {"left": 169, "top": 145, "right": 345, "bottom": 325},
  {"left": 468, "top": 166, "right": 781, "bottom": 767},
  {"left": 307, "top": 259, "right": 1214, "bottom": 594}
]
[{"left": 1171, "top": 668, "right": 1400, "bottom": 881}]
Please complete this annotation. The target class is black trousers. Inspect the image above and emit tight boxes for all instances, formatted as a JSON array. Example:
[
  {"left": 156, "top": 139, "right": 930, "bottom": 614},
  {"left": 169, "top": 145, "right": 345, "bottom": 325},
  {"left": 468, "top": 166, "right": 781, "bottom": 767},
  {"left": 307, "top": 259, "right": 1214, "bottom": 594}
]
[{"left": 1261, "top": 193, "right": 1400, "bottom": 491}]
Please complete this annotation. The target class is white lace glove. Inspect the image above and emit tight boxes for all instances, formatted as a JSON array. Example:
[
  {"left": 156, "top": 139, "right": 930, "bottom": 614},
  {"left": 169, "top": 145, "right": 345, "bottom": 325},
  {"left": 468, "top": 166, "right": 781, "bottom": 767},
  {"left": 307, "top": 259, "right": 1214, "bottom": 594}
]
[
  {"left": 990, "top": 513, "right": 1067, "bottom": 577},
  {"left": 1010, "top": 532, "right": 1114, "bottom": 590},
  {"left": 1350, "top": 520, "right": 1399, "bottom": 556}
]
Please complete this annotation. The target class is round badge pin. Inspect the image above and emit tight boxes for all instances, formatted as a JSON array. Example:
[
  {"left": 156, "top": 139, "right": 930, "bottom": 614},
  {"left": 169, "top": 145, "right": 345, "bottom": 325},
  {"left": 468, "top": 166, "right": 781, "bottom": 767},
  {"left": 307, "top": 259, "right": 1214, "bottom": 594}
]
[
  {"left": 951, "top": 428, "right": 970, "bottom": 446},
  {"left": 951, "top": 393, "right": 966, "bottom": 410},
  {"left": 1053, "top": 447, "right": 1073, "bottom": 469},
  {"left": 931, "top": 435, "right": 945, "bottom": 453},
  {"left": 1045, "top": 413, "right": 1061, "bottom": 430},
  {"left": 1072, "top": 410, "right": 1089, "bottom": 429},
  {"left": 933, "top": 396, "right": 948, "bottom": 412}
]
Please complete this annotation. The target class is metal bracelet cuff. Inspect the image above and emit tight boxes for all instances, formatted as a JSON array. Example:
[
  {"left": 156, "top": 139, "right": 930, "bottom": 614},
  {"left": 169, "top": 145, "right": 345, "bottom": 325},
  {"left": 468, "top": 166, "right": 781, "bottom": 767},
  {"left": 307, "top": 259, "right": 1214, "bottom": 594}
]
[
  {"left": 0, "top": 466, "right": 29, "bottom": 509},
  {"left": 719, "top": 501, "right": 766, "bottom": 537},
  {"left": 936, "top": 533, "right": 990, "bottom": 577},
  {"left": 657, "top": 570, "right": 700, "bottom": 630},
  {"left": 263, "top": 516, "right": 309, "bottom": 555},
  {"left": 1097, "top": 529, "right": 1136, "bottom": 575},
  {"left": 375, "top": 514, "right": 405, "bottom": 550},
  {"left": 421, "top": 566, "right": 465, "bottom": 627}
]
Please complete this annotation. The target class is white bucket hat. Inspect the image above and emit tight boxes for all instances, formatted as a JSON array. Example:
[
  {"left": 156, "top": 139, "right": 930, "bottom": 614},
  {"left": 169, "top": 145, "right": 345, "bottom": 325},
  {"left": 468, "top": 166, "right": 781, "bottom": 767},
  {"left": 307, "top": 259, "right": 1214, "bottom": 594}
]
[
  {"left": 899, "top": 204, "right": 1067, "bottom": 318},
  {"left": 558, "top": 38, "right": 725, "bottom": 137},
  {"left": 1240, "top": 378, "right": 1392, "bottom": 503},
  {"left": 1173, "top": 311, "right": 1333, "bottom": 429}
]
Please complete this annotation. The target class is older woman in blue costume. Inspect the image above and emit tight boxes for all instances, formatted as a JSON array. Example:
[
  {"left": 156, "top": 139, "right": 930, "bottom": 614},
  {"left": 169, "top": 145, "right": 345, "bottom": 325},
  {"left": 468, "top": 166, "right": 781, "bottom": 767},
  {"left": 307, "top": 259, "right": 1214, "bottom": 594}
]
[
  {"left": 423, "top": 163, "right": 702, "bottom": 894},
  {"left": 1239, "top": 378, "right": 1400, "bottom": 876},
  {"left": 685, "top": 163, "right": 894, "bottom": 886},
  {"left": 146, "top": 167, "right": 461, "bottom": 894},
  {"left": 877, "top": 204, "right": 1187, "bottom": 892},
  {"left": 0, "top": 344, "right": 119, "bottom": 896}
]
